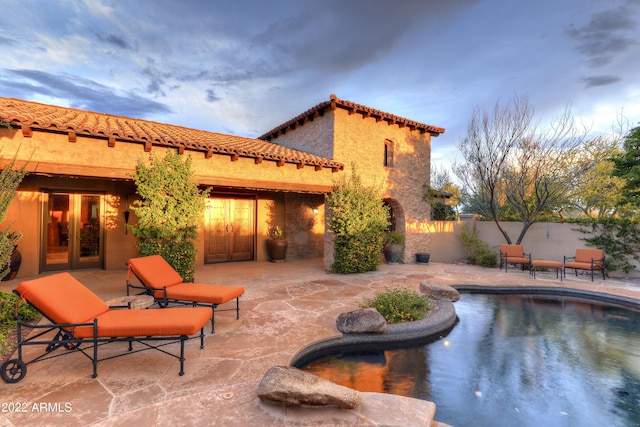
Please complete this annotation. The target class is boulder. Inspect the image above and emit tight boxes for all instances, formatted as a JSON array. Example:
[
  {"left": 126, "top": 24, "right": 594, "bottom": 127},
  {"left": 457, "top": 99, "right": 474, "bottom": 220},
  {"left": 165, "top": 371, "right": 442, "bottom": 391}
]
[
  {"left": 336, "top": 308, "right": 387, "bottom": 334},
  {"left": 419, "top": 281, "right": 460, "bottom": 302},
  {"left": 257, "top": 366, "right": 362, "bottom": 409}
]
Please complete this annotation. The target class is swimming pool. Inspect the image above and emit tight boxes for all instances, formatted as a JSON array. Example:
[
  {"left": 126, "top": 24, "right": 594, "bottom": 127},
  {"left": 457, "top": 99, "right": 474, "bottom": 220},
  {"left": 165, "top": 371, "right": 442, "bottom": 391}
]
[{"left": 302, "top": 293, "right": 640, "bottom": 427}]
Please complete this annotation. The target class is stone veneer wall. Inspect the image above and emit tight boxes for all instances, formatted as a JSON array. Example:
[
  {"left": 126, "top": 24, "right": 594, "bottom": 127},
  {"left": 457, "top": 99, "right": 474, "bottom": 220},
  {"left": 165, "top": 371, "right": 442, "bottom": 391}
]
[
  {"left": 332, "top": 109, "right": 433, "bottom": 265},
  {"left": 283, "top": 193, "right": 325, "bottom": 260},
  {"left": 268, "top": 108, "right": 435, "bottom": 269}
]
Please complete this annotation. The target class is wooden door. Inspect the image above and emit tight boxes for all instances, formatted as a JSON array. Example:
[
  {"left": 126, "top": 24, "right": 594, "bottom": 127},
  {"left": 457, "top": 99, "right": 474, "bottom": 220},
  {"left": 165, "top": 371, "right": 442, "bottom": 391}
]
[{"left": 204, "top": 197, "right": 255, "bottom": 263}]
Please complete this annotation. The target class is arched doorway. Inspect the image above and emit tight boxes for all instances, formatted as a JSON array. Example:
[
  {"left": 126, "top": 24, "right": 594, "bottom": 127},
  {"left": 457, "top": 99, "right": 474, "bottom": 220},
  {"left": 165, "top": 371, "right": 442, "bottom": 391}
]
[{"left": 383, "top": 198, "right": 405, "bottom": 233}]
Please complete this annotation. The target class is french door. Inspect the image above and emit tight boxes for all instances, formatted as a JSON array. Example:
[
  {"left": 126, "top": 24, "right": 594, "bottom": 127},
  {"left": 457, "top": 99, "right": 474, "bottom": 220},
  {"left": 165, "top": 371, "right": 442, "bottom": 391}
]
[
  {"left": 204, "top": 197, "right": 255, "bottom": 263},
  {"left": 42, "top": 192, "right": 104, "bottom": 271}
]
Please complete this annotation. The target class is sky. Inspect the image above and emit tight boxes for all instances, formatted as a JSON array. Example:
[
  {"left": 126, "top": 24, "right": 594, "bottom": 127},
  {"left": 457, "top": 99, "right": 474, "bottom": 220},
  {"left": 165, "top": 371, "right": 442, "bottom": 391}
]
[{"left": 1, "top": 0, "right": 639, "bottom": 172}]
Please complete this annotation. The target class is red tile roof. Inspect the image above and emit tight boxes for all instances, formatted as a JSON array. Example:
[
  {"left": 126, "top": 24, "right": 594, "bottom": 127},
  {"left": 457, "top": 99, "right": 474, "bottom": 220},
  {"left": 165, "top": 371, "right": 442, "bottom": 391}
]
[
  {"left": 0, "top": 97, "right": 344, "bottom": 171},
  {"left": 259, "top": 94, "right": 445, "bottom": 140}
]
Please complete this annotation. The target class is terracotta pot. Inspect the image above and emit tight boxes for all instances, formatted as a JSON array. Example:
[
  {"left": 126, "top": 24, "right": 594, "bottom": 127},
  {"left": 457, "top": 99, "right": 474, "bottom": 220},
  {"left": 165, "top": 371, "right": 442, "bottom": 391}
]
[{"left": 267, "top": 239, "right": 288, "bottom": 262}]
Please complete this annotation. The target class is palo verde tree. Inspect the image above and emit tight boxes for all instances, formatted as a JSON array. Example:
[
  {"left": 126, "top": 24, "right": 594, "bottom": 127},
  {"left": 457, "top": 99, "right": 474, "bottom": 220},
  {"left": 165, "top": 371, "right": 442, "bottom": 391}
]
[
  {"left": 567, "top": 135, "right": 625, "bottom": 218},
  {"left": 130, "top": 150, "right": 210, "bottom": 281},
  {"left": 327, "top": 167, "right": 390, "bottom": 274},
  {"left": 453, "top": 94, "right": 601, "bottom": 244}
]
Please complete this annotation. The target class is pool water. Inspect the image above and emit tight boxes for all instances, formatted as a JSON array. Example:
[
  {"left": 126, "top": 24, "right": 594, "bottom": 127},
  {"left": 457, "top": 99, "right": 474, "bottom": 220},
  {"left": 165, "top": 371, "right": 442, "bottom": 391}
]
[{"left": 303, "top": 294, "right": 640, "bottom": 427}]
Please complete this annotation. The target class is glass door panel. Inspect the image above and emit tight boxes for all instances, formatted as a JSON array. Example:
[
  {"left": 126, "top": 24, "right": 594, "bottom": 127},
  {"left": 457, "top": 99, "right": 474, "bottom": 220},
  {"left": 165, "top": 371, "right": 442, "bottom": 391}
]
[
  {"left": 45, "top": 193, "right": 70, "bottom": 267},
  {"left": 42, "top": 192, "right": 103, "bottom": 271},
  {"left": 78, "top": 195, "right": 101, "bottom": 266}
]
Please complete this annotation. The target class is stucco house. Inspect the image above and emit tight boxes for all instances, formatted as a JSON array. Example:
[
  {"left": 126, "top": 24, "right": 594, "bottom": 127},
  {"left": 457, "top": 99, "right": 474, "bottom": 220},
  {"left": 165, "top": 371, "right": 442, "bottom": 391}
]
[{"left": 0, "top": 94, "right": 444, "bottom": 279}]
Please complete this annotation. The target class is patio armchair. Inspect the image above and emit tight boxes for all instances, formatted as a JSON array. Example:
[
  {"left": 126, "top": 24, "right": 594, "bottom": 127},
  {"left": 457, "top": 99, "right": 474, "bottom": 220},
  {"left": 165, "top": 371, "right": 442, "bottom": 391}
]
[
  {"left": 563, "top": 248, "right": 606, "bottom": 282},
  {"left": 127, "top": 255, "right": 245, "bottom": 333},
  {"left": 1, "top": 272, "right": 211, "bottom": 383},
  {"left": 499, "top": 244, "right": 531, "bottom": 272}
]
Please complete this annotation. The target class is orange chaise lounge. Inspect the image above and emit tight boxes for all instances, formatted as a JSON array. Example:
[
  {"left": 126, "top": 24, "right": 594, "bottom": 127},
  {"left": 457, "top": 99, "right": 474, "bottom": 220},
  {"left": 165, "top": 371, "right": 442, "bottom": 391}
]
[
  {"left": 1, "top": 272, "right": 211, "bottom": 383},
  {"left": 127, "top": 255, "right": 245, "bottom": 333}
]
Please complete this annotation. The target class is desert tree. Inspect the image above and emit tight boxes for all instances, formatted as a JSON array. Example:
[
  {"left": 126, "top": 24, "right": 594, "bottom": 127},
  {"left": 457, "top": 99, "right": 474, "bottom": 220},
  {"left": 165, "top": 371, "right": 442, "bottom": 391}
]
[
  {"left": 566, "top": 135, "right": 625, "bottom": 218},
  {"left": 453, "top": 95, "right": 602, "bottom": 244},
  {"left": 425, "top": 164, "right": 460, "bottom": 220},
  {"left": 611, "top": 125, "right": 640, "bottom": 211}
]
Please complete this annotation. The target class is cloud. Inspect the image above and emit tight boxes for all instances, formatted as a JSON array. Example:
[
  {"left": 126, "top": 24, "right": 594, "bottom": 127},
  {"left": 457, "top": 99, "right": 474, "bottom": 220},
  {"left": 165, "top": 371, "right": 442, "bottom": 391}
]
[
  {"left": 567, "top": 4, "right": 639, "bottom": 67},
  {"left": 0, "top": 34, "right": 17, "bottom": 46},
  {"left": 206, "top": 89, "right": 220, "bottom": 102},
  {"left": 580, "top": 75, "right": 622, "bottom": 88},
  {"left": 0, "top": 68, "right": 171, "bottom": 118},
  {"left": 94, "top": 32, "right": 135, "bottom": 51}
]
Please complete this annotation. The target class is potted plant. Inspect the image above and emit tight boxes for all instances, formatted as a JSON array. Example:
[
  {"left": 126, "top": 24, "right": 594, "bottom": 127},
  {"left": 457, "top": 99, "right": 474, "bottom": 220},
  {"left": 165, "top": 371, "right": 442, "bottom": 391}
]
[
  {"left": 267, "top": 226, "right": 288, "bottom": 262},
  {"left": 383, "top": 231, "right": 405, "bottom": 264}
]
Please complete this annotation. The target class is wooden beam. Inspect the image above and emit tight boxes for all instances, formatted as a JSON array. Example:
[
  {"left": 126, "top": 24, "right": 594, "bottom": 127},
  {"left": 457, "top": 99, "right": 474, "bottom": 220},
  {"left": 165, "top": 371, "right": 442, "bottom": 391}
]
[
  {"left": 144, "top": 141, "right": 152, "bottom": 152},
  {"left": 231, "top": 153, "right": 239, "bottom": 162},
  {"left": 277, "top": 159, "right": 285, "bottom": 167},
  {"left": 205, "top": 149, "right": 213, "bottom": 159},
  {"left": 297, "top": 162, "right": 304, "bottom": 169},
  {"left": 108, "top": 136, "right": 116, "bottom": 147},
  {"left": 255, "top": 157, "right": 263, "bottom": 164},
  {"left": 314, "top": 165, "right": 322, "bottom": 171},
  {"left": 21, "top": 126, "right": 32, "bottom": 138},
  {"left": 67, "top": 131, "right": 77, "bottom": 143}
]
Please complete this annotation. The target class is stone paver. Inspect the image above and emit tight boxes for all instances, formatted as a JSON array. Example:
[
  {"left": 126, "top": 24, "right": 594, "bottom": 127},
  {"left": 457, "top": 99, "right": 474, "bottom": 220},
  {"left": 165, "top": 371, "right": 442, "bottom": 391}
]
[{"left": 1, "top": 259, "right": 639, "bottom": 426}]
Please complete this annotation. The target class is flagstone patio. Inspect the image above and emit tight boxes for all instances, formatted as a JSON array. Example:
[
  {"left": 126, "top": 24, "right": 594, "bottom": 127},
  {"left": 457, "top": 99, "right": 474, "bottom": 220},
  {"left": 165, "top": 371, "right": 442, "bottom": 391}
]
[{"left": 1, "top": 259, "right": 639, "bottom": 426}]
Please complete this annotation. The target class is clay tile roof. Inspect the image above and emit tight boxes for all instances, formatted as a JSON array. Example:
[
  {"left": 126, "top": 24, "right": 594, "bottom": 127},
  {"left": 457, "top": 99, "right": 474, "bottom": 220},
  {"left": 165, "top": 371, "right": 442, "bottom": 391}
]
[
  {"left": 0, "top": 97, "right": 344, "bottom": 171},
  {"left": 259, "top": 94, "right": 445, "bottom": 140}
]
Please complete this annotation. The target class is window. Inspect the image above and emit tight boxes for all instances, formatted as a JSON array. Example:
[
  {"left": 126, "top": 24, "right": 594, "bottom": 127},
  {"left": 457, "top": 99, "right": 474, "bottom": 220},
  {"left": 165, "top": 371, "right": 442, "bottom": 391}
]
[{"left": 384, "top": 140, "right": 394, "bottom": 167}]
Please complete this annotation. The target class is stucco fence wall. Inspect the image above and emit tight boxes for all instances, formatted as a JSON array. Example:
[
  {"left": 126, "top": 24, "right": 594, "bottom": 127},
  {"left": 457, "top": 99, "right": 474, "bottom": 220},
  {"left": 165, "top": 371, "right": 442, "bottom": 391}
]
[{"left": 429, "top": 217, "right": 640, "bottom": 279}]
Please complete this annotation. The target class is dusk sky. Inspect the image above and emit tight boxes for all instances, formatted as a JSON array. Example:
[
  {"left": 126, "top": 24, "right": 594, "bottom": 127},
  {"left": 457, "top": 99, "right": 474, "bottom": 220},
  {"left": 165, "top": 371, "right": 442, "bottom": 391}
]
[{"left": 1, "top": 0, "right": 639, "bottom": 170}]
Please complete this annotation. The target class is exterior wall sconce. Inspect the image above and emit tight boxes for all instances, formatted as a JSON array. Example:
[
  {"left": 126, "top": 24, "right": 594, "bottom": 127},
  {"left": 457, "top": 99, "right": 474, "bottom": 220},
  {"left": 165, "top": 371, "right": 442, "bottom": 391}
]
[{"left": 312, "top": 208, "right": 319, "bottom": 216}]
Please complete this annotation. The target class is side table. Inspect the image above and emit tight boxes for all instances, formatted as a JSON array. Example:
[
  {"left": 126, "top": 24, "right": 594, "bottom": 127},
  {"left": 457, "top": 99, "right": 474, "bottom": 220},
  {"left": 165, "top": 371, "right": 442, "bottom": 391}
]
[{"left": 106, "top": 294, "right": 155, "bottom": 310}]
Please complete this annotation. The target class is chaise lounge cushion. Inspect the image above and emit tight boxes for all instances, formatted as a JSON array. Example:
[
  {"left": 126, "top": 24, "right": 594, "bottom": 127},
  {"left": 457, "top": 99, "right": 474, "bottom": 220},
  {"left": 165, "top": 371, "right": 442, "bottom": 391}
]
[
  {"left": 16, "top": 272, "right": 211, "bottom": 339},
  {"left": 500, "top": 244, "right": 530, "bottom": 264},
  {"left": 128, "top": 255, "right": 245, "bottom": 304},
  {"left": 564, "top": 248, "right": 605, "bottom": 271},
  {"left": 72, "top": 307, "right": 212, "bottom": 338},
  {"left": 17, "top": 272, "right": 109, "bottom": 325}
]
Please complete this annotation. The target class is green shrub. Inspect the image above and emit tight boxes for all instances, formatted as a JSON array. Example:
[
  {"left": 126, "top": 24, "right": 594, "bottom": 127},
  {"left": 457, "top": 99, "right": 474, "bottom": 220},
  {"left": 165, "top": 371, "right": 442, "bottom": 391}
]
[
  {"left": 130, "top": 151, "right": 210, "bottom": 281},
  {"left": 478, "top": 251, "right": 497, "bottom": 267},
  {"left": 327, "top": 168, "right": 389, "bottom": 274},
  {"left": 0, "top": 290, "right": 40, "bottom": 355},
  {"left": 384, "top": 231, "right": 405, "bottom": 245},
  {"left": 361, "top": 287, "right": 433, "bottom": 324},
  {"left": 461, "top": 224, "right": 496, "bottom": 267},
  {"left": 332, "top": 231, "right": 385, "bottom": 274}
]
